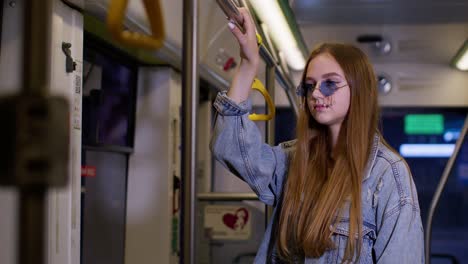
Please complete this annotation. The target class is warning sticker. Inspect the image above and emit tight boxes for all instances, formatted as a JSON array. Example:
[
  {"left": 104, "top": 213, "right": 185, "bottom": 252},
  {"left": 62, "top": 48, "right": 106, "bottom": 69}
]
[
  {"left": 81, "top": 165, "right": 96, "bottom": 177},
  {"left": 73, "top": 62, "right": 82, "bottom": 130},
  {"left": 204, "top": 205, "right": 251, "bottom": 240}
]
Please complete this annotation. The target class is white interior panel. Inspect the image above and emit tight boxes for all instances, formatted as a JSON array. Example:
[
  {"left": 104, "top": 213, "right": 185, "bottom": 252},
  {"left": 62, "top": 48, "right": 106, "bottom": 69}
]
[
  {"left": 47, "top": 1, "right": 83, "bottom": 264},
  {"left": 126, "top": 67, "right": 181, "bottom": 264},
  {"left": 375, "top": 63, "right": 468, "bottom": 107}
]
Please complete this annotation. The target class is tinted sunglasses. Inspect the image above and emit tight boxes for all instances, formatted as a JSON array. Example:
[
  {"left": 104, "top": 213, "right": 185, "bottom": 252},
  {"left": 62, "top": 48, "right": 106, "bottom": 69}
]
[{"left": 296, "top": 80, "right": 348, "bottom": 97}]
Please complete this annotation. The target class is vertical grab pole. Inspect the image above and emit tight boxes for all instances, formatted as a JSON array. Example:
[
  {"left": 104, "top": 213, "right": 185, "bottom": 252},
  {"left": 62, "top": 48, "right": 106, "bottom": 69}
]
[
  {"left": 182, "top": 0, "right": 198, "bottom": 263},
  {"left": 20, "top": 1, "right": 53, "bottom": 264},
  {"left": 23, "top": 0, "right": 51, "bottom": 97},
  {"left": 425, "top": 114, "right": 468, "bottom": 264},
  {"left": 265, "top": 66, "right": 276, "bottom": 148},
  {"left": 285, "top": 86, "right": 299, "bottom": 117},
  {"left": 264, "top": 65, "right": 275, "bottom": 227}
]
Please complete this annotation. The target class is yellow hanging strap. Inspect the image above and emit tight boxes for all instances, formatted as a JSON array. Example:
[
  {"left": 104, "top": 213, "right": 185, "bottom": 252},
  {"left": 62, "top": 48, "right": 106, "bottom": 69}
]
[
  {"left": 256, "top": 33, "right": 263, "bottom": 46},
  {"left": 107, "top": 0, "right": 165, "bottom": 49},
  {"left": 249, "top": 78, "right": 275, "bottom": 121}
]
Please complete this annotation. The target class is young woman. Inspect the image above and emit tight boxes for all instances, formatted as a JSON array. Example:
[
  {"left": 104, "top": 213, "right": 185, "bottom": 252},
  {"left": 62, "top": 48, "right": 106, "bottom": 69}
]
[{"left": 210, "top": 8, "right": 424, "bottom": 263}]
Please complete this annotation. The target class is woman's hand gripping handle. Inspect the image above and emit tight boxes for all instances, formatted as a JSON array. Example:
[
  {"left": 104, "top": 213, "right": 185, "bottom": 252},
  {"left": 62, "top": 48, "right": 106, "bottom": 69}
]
[{"left": 226, "top": 8, "right": 260, "bottom": 104}]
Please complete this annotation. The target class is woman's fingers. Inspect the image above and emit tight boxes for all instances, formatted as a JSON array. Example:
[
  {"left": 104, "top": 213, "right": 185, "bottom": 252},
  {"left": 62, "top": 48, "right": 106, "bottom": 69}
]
[
  {"left": 227, "top": 8, "right": 255, "bottom": 41},
  {"left": 238, "top": 8, "right": 255, "bottom": 37},
  {"left": 226, "top": 7, "right": 259, "bottom": 65},
  {"left": 228, "top": 20, "right": 246, "bottom": 45}
]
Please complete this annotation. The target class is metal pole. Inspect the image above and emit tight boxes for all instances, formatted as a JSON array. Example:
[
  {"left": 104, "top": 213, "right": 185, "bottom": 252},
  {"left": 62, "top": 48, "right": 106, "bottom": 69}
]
[
  {"left": 23, "top": 0, "right": 52, "bottom": 96},
  {"left": 265, "top": 66, "right": 276, "bottom": 146},
  {"left": 197, "top": 192, "right": 259, "bottom": 201},
  {"left": 284, "top": 86, "right": 299, "bottom": 117},
  {"left": 19, "top": 189, "right": 46, "bottom": 264},
  {"left": 19, "top": 1, "right": 53, "bottom": 264},
  {"left": 259, "top": 45, "right": 276, "bottom": 68},
  {"left": 265, "top": 65, "right": 276, "bottom": 228},
  {"left": 274, "top": 66, "right": 299, "bottom": 116},
  {"left": 182, "top": 0, "right": 198, "bottom": 263},
  {"left": 425, "top": 114, "right": 468, "bottom": 264}
]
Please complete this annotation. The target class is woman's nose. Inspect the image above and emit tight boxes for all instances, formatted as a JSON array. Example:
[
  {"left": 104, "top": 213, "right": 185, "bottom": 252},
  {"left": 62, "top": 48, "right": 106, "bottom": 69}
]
[{"left": 310, "top": 83, "right": 324, "bottom": 99}]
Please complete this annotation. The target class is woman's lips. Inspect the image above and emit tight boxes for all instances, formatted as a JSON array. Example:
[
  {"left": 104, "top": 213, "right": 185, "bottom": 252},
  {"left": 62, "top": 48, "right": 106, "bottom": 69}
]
[{"left": 313, "top": 103, "right": 328, "bottom": 111}]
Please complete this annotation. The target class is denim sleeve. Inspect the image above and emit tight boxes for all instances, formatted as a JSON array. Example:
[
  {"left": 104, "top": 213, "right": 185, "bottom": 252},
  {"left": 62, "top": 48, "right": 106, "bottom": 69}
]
[
  {"left": 374, "top": 161, "right": 425, "bottom": 263},
  {"left": 209, "top": 92, "right": 291, "bottom": 206}
]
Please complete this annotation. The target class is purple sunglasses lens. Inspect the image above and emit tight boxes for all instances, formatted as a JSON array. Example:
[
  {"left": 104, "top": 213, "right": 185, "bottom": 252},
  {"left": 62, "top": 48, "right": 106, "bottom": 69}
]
[
  {"left": 319, "top": 82, "right": 337, "bottom": 97},
  {"left": 297, "top": 82, "right": 338, "bottom": 97}
]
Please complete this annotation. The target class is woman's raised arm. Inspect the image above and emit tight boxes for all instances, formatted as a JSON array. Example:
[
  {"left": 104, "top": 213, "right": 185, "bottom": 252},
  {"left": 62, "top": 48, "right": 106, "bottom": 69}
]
[{"left": 209, "top": 8, "right": 293, "bottom": 205}]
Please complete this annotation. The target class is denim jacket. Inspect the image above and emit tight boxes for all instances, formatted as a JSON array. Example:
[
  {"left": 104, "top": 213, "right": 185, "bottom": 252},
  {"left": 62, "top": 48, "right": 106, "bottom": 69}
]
[{"left": 210, "top": 92, "right": 425, "bottom": 264}]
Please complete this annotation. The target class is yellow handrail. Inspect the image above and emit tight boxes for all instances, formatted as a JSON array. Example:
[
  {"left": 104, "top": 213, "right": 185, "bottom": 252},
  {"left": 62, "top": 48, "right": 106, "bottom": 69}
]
[
  {"left": 107, "top": 0, "right": 165, "bottom": 49},
  {"left": 249, "top": 78, "right": 275, "bottom": 121}
]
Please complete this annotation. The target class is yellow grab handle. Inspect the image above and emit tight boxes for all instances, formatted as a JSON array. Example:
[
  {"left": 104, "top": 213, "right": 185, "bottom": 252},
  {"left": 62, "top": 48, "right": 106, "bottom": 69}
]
[
  {"left": 107, "top": 0, "right": 165, "bottom": 49},
  {"left": 249, "top": 78, "right": 275, "bottom": 121},
  {"left": 256, "top": 33, "right": 263, "bottom": 46}
]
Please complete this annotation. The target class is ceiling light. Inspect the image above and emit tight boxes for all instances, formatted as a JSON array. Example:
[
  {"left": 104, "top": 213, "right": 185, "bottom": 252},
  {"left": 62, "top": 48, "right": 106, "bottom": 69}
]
[
  {"left": 452, "top": 39, "right": 468, "bottom": 71},
  {"left": 249, "top": 0, "right": 306, "bottom": 70}
]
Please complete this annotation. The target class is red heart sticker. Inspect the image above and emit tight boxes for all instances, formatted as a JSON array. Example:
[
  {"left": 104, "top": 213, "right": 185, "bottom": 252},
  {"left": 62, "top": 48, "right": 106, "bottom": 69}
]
[{"left": 222, "top": 208, "right": 249, "bottom": 230}]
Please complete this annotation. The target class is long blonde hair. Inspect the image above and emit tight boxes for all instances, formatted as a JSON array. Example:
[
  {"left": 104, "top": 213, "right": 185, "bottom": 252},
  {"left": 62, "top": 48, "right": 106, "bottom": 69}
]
[{"left": 277, "top": 43, "right": 379, "bottom": 262}]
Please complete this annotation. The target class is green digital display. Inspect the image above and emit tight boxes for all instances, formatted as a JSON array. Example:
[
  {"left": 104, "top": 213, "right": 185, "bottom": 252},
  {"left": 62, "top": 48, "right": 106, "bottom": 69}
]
[{"left": 404, "top": 114, "right": 444, "bottom": 135}]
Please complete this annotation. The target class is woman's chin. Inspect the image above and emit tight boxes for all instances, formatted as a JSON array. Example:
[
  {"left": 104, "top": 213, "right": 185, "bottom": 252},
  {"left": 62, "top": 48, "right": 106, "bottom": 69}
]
[{"left": 312, "top": 114, "right": 342, "bottom": 127}]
